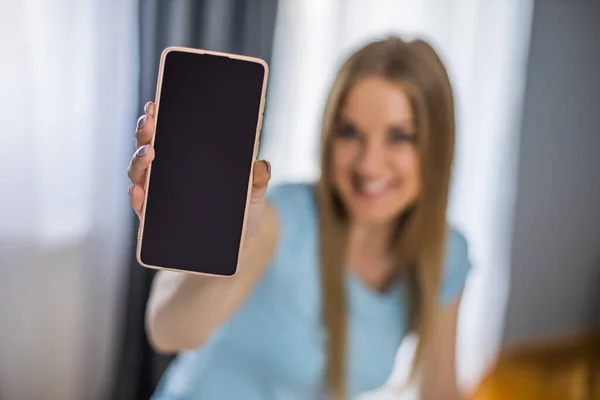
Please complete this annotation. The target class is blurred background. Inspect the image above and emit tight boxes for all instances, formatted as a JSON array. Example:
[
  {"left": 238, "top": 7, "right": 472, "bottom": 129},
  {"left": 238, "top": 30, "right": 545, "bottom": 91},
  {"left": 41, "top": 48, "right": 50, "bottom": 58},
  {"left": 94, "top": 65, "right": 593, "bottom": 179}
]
[{"left": 0, "top": 0, "right": 598, "bottom": 399}]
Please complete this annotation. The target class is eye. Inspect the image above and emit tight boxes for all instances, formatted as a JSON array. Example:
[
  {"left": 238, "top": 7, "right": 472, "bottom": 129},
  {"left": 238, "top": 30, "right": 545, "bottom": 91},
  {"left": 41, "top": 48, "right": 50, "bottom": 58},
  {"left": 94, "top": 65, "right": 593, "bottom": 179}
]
[
  {"left": 337, "top": 122, "right": 361, "bottom": 139},
  {"left": 389, "top": 128, "right": 416, "bottom": 144}
]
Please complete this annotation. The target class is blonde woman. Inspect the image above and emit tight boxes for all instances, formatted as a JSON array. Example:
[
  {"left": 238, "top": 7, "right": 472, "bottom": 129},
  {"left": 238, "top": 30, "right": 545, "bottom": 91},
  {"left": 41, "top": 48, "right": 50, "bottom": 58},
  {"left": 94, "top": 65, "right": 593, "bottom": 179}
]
[{"left": 128, "top": 37, "right": 472, "bottom": 400}]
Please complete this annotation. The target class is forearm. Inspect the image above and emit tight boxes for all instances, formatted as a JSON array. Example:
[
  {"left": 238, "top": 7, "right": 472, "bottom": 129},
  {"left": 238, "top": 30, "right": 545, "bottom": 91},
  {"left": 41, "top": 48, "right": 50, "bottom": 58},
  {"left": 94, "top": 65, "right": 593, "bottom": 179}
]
[{"left": 145, "top": 269, "right": 239, "bottom": 353}]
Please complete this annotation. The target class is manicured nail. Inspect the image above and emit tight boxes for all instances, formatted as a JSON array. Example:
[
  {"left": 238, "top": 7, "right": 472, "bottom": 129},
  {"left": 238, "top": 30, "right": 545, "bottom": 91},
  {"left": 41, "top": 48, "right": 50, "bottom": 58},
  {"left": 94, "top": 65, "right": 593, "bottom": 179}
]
[
  {"left": 137, "top": 115, "right": 147, "bottom": 129},
  {"left": 262, "top": 159, "right": 271, "bottom": 176},
  {"left": 136, "top": 145, "right": 149, "bottom": 158},
  {"left": 143, "top": 101, "right": 152, "bottom": 114}
]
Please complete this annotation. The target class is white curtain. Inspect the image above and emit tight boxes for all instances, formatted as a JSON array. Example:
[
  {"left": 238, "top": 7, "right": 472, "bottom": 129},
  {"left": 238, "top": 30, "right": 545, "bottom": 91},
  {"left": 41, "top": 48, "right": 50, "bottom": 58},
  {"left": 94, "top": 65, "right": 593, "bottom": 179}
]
[
  {"left": 261, "top": 0, "right": 535, "bottom": 397},
  {"left": 0, "top": 1, "right": 137, "bottom": 399}
]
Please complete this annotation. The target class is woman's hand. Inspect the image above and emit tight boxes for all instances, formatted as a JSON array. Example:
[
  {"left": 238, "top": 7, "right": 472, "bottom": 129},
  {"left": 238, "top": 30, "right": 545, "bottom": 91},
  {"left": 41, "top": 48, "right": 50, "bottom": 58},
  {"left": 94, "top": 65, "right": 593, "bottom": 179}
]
[{"left": 127, "top": 101, "right": 272, "bottom": 237}]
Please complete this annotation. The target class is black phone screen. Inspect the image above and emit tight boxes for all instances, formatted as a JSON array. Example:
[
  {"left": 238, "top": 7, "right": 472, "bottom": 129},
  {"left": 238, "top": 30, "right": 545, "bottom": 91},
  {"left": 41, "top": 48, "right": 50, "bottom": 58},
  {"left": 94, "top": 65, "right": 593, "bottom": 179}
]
[{"left": 139, "top": 50, "right": 266, "bottom": 275}]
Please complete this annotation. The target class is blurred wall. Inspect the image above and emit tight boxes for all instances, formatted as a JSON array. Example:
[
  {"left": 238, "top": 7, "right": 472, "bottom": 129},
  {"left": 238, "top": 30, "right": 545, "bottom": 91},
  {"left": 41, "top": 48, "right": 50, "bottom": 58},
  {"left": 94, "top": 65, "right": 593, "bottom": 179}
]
[{"left": 504, "top": 0, "right": 600, "bottom": 343}]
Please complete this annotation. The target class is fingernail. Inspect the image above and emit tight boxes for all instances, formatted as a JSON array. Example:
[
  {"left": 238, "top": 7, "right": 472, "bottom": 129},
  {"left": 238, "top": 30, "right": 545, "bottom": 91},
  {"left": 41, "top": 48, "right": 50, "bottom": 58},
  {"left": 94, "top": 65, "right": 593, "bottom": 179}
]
[
  {"left": 128, "top": 185, "right": 134, "bottom": 194},
  {"left": 136, "top": 145, "right": 149, "bottom": 158},
  {"left": 137, "top": 115, "right": 147, "bottom": 129},
  {"left": 143, "top": 101, "right": 152, "bottom": 114},
  {"left": 262, "top": 159, "right": 271, "bottom": 176}
]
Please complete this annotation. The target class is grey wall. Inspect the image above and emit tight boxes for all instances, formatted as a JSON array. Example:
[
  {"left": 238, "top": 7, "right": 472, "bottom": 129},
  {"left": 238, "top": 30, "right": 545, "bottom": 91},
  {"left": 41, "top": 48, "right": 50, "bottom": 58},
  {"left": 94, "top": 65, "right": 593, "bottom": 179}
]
[{"left": 504, "top": 0, "right": 600, "bottom": 343}]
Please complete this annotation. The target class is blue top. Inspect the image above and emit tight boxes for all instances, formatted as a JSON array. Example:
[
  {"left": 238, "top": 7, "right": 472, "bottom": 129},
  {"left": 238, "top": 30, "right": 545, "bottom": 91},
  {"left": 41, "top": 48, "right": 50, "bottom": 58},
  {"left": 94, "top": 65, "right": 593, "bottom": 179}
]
[{"left": 151, "top": 183, "right": 472, "bottom": 400}]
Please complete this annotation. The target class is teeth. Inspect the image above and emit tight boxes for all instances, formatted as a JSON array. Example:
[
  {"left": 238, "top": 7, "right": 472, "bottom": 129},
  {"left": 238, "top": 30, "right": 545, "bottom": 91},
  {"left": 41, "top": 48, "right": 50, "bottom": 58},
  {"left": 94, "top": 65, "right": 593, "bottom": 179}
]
[{"left": 360, "top": 181, "right": 388, "bottom": 194}]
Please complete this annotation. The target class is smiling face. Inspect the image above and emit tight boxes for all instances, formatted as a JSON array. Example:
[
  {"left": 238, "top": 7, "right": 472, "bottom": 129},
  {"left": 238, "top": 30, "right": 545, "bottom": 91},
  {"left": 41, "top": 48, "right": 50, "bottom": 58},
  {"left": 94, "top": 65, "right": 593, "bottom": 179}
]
[{"left": 330, "top": 76, "right": 421, "bottom": 226}]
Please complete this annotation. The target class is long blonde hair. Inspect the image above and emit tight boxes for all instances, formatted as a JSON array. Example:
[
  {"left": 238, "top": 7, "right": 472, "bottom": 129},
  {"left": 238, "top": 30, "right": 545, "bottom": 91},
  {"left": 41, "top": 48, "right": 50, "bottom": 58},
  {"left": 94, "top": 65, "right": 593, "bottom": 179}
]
[{"left": 315, "top": 37, "right": 456, "bottom": 398}]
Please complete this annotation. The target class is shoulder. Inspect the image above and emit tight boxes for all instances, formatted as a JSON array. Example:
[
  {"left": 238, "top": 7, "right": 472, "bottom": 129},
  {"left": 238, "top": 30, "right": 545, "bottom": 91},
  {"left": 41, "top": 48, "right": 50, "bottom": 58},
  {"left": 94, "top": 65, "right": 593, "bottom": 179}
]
[
  {"left": 439, "top": 227, "right": 473, "bottom": 305},
  {"left": 266, "top": 182, "right": 314, "bottom": 207},
  {"left": 446, "top": 228, "right": 469, "bottom": 261},
  {"left": 265, "top": 182, "right": 316, "bottom": 229},
  {"left": 264, "top": 181, "right": 318, "bottom": 264}
]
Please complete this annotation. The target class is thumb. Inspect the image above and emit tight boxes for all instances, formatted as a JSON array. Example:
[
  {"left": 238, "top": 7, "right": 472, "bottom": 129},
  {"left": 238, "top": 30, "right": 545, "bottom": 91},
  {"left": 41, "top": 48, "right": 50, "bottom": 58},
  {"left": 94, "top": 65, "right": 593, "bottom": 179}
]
[{"left": 250, "top": 159, "right": 271, "bottom": 202}]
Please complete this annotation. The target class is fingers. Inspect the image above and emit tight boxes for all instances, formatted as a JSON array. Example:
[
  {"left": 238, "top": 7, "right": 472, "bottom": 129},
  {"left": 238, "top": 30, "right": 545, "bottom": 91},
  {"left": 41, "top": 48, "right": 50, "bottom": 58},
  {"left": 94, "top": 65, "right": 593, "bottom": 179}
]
[
  {"left": 129, "top": 184, "right": 145, "bottom": 218},
  {"left": 135, "top": 101, "right": 156, "bottom": 149},
  {"left": 129, "top": 101, "right": 156, "bottom": 185},
  {"left": 251, "top": 159, "right": 271, "bottom": 198},
  {"left": 127, "top": 143, "right": 155, "bottom": 185},
  {"left": 129, "top": 101, "right": 156, "bottom": 219}
]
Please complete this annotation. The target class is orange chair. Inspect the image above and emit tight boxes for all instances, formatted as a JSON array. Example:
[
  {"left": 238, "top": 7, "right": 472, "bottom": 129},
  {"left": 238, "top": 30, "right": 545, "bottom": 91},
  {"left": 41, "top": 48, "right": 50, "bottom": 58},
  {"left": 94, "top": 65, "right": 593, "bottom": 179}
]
[{"left": 469, "top": 332, "right": 600, "bottom": 400}]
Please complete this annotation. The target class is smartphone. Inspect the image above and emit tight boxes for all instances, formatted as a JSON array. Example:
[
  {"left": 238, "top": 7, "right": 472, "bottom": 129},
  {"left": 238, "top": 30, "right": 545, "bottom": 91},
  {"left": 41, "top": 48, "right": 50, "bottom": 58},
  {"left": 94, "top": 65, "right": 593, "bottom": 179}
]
[{"left": 136, "top": 47, "right": 269, "bottom": 276}]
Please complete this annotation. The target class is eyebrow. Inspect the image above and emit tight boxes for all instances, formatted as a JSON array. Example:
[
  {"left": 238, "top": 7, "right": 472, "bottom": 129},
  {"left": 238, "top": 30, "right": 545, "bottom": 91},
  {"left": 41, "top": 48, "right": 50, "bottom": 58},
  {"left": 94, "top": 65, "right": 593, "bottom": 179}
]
[{"left": 340, "top": 115, "right": 416, "bottom": 132}]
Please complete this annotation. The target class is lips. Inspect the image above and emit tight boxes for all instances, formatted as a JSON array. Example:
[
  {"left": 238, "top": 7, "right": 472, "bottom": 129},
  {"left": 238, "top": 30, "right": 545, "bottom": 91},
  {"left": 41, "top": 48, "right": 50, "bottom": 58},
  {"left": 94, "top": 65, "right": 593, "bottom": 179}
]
[{"left": 351, "top": 176, "right": 396, "bottom": 197}]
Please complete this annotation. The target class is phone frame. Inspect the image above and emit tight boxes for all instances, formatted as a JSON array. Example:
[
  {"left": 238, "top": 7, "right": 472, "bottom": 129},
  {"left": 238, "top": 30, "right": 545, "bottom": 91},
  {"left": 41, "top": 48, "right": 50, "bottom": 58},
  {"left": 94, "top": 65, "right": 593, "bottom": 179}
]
[{"left": 135, "top": 46, "right": 269, "bottom": 277}]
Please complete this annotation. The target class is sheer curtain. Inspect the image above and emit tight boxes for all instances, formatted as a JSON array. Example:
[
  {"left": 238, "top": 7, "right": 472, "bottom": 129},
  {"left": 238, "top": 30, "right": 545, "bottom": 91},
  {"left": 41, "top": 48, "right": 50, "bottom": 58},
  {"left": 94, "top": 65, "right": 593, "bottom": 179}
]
[
  {"left": 260, "top": 0, "right": 534, "bottom": 397},
  {"left": 0, "top": 1, "right": 137, "bottom": 399}
]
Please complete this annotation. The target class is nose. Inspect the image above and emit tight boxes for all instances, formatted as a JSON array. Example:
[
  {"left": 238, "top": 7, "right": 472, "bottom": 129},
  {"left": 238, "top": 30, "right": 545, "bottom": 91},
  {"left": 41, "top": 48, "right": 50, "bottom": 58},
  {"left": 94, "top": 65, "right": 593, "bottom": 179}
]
[{"left": 355, "top": 139, "right": 386, "bottom": 178}]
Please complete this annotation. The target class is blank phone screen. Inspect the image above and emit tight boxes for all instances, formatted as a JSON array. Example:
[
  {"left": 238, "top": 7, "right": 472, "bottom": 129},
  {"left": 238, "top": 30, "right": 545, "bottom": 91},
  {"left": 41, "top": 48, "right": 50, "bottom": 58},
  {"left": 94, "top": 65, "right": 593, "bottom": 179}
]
[{"left": 139, "top": 50, "right": 266, "bottom": 275}]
